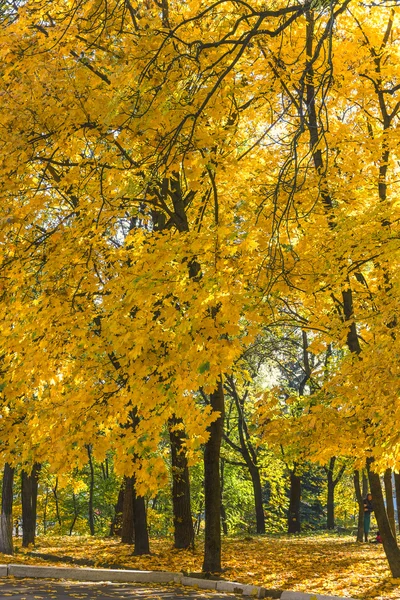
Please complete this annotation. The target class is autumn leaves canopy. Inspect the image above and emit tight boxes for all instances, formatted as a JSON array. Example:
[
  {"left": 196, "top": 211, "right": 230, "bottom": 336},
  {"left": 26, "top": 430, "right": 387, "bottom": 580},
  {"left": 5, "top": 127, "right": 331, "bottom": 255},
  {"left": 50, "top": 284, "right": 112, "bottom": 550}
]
[{"left": 0, "top": 0, "right": 399, "bottom": 499}]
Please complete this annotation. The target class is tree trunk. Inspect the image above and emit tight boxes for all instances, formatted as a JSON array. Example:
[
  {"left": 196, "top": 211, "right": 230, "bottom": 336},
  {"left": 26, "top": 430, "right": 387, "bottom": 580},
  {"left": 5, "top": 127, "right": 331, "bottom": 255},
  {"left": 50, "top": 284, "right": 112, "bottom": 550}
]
[
  {"left": 220, "top": 459, "right": 228, "bottom": 535},
  {"left": 21, "top": 463, "right": 41, "bottom": 547},
  {"left": 169, "top": 416, "right": 194, "bottom": 549},
  {"left": 384, "top": 469, "right": 396, "bottom": 537},
  {"left": 325, "top": 457, "right": 345, "bottom": 530},
  {"left": 87, "top": 445, "right": 95, "bottom": 535},
  {"left": 133, "top": 485, "right": 150, "bottom": 555},
  {"left": 288, "top": 471, "right": 301, "bottom": 534},
  {"left": 202, "top": 379, "right": 225, "bottom": 572},
  {"left": 53, "top": 479, "right": 62, "bottom": 528},
  {"left": 394, "top": 472, "right": 400, "bottom": 535},
  {"left": 0, "top": 463, "right": 14, "bottom": 555},
  {"left": 110, "top": 483, "right": 124, "bottom": 536},
  {"left": 196, "top": 500, "right": 203, "bottom": 535},
  {"left": 121, "top": 476, "right": 134, "bottom": 544},
  {"left": 43, "top": 486, "right": 49, "bottom": 535},
  {"left": 368, "top": 462, "right": 400, "bottom": 577},
  {"left": 249, "top": 464, "right": 265, "bottom": 534},
  {"left": 362, "top": 470, "right": 369, "bottom": 497},
  {"left": 69, "top": 492, "right": 79, "bottom": 536},
  {"left": 327, "top": 471, "right": 335, "bottom": 530},
  {"left": 354, "top": 470, "right": 364, "bottom": 542}
]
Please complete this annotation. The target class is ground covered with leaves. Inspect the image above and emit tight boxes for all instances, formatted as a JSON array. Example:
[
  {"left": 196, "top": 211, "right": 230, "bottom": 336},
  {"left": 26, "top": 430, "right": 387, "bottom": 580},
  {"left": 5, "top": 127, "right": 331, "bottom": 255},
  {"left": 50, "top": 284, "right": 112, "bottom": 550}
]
[{"left": 3, "top": 535, "right": 399, "bottom": 599}]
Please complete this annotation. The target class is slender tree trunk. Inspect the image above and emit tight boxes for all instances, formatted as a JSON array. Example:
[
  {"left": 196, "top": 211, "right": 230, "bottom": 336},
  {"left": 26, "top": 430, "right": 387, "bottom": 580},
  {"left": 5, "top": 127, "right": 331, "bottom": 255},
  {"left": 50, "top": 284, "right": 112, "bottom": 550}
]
[
  {"left": 133, "top": 485, "right": 150, "bottom": 555},
  {"left": 202, "top": 379, "right": 225, "bottom": 572},
  {"left": 249, "top": 465, "right": 265, "bottom": 534},
  {"left": 0, "top": 463, "right": 14, "bottom": 555},
  {"left": 110, "top": 483, "right": 124, "bottom": 536},
  {"left": 86, "top": 445, "right": 95, "bottom": 536},
  {"left": 224, "top": 376, "right": 265, "bottom": 535},
  {"left": 196, "top": 500, "right": 203, "bottom": 535},
  {"left": 325, "top": 457, "right": 345, "bottom": 530},
  {"left": 326, "top": 457, "right": 336, "bottom": 529},
  {"left": 354, "top": 470, "right": 364, "bottom": 542},
  {"left": 394, "top": 473, "right": 400, "bottom": 535},
  {"left": 368, "top": 462, "right": 400, "bottom": 577},
  {"left": 69, "top": 492, "right": 79, "bottom": 536},
  {"left": 362, "top": 470, "right": 369, "bottom": 497},
  {"left": 169, "top": 416, "right": 194, "bottom": 549},
  {"left": 327, "top": 477, "right": 335, "bottom": 530},
  {"left": 384, "top": 469, "right": 396, "bottom": 537},
  {"left": 220, "top": 459, "right": 228, "bottom": 535},
  {"left": 288, "top": 471, "right": 301, "bottom": 534},
  {"left": 121, "top": 476, "right": 134, "bottom": 544},
  {"left": 53, "top": 479, "right": 62, "bottom": 528},
  {"left": 21, "top": 463, "right": 41, "bottom": 547},
  {"left": 43, "top": 486, "right": 49, "bottom": 535}
]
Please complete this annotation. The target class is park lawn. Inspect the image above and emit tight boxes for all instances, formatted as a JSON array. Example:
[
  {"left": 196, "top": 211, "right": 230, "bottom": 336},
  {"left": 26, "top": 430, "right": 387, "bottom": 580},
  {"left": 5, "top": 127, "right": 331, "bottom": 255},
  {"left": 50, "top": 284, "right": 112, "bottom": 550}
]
[{"left": 3, "top": 534, "right": 398, "bottom": 600}]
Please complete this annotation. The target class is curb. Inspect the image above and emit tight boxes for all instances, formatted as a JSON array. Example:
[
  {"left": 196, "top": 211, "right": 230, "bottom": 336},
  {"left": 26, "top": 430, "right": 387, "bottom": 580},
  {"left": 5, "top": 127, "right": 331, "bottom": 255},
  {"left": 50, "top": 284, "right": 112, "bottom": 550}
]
[{"left": 0, "top": 564, "right": 357, "bottom": 599}]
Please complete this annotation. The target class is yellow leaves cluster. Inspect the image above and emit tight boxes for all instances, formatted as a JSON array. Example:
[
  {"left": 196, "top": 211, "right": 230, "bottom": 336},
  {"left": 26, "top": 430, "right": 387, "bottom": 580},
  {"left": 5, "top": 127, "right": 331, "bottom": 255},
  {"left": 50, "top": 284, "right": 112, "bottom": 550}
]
[{"left": 0, "top": 0, "right": 398, "bottom": 493}]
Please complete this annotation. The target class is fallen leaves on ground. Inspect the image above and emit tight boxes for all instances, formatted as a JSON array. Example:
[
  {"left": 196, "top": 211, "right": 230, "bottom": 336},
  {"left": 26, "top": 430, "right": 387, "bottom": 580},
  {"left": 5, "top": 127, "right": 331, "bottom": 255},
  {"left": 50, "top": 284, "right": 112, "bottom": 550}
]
[{"left": 1, "top": 534, "right": 397, "bottom": 599}]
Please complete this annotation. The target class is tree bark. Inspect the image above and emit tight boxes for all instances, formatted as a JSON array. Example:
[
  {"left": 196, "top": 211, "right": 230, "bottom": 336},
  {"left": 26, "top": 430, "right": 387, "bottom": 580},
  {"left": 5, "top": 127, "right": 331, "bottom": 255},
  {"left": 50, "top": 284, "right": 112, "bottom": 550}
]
[
  {"left": 169, "top": 416, "right": 194, "bottom": 549},
  {"left": 133, "top": 484, "right": 150, "bottom": 555},
  {"left": 69, "top": 492, "right": 79, "bottom": 536},
  {"left": 288, "top": 471, "right": 301, "bottom": 534},
  {"left": 368, "top": 462, "right": 400, "bottom": 577},
  {"left": 354, "top": 470, "right": 364, "bottom": 542},
  {"left": 43, "top": 486, "right": 49, "bottom": 535},
  {"left": 384, "top": 468, "right": 396, "bottom": 537},
  {"left": 121, "top": 476, "right": 134, "bottom": 544},
  {"left": 0, "top": 463, "right": 14, "bottom": 555},
  {"left": 21, "top": 463, "right": 41, "bottom": 547},
  {"left": 86, "top": 445, "right": 95, "bottom": 535},
  {"left": 325, "top": 457, "right": 345, "bottom": 530},
  {"left": 53, "top": 479, "right": 62, "bottom": 528},
  {"left": 202, "top": 379, "right": 225, "bottom": 572},
  {"left": 220, "top": 459, "right": 228, "bottom": 535},
  {"left": 249, "top": 464, "right": 265, "bottom": 534},
  {"left": 110, "top": 483, "right": 124, "bottom": 536},
  {"left": 362, "top": 470, "right": 369, "bottom": 497},
  {"left": 327, "top": 473, "right": 335, "bottom": 530},
  {"left": 223, "top": 377, "right": 265, "bottom": 534},
  {"left": 394, "top": 473, "right": 400, "bottom": 535}
]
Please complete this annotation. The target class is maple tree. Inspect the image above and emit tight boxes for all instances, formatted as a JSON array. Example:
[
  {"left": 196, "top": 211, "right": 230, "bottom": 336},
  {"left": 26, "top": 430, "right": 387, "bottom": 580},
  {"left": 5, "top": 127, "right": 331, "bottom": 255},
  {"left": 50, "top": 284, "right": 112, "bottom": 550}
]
[{"left": 0, "top": 0, "right": 400, "bottom": 578}]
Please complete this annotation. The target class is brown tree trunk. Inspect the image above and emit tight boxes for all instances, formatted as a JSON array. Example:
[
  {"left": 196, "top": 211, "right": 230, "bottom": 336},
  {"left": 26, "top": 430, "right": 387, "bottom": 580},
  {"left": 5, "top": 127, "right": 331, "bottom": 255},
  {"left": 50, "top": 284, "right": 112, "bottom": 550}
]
[
  {"left": 121, "top": 476, "right": 134, "bottom": 544},
  {"left": 384, "top": 469, "right": 396, "bottom": 537},
  {"left": 21, "top": 463, "right": 41, "bottom": 547},
  {"left": 110, "top": 483, "right": 124, "bottom": 536},
  {"left": 169, "top": 416, "right": 194, "bottom": 549},
  {"left": 223, "top": 376, "right": 265, "bottom": 535},
  {"left": 0, "top": 463, "right": 14, "bottom": 555},
  {"left": 394, "top": 473, "right": 400, "bottom": 535},
  {"left": 354, "top": 470, "right": 364, "bottom": 542},
  {"left": 362, "top": 470, "right": 369, "bottom": 497},
  {"left": 87, "top": 445, "right": 95, "bottom": 536},
  {"left": 43, "top": 486, "right": 49, "bottom": 535},
  {"left": 368, "top": 462, "right": 400, "bottom": 577},
  {"left": 69, "top": 492, "right": 79, "bottom": 536},
  {"left": 202, "top": 379, "right": 225, "bottom": 572},
  {"left": 220, "top": 459, "right": 228, "bottom": 535},
  {"left": 288, "top": 471, "right": 301, "bottom": 534},
  {"left": 133, "top": 485, "right": 150, "bottom": 555},
  {"left": 325, "top": 457, "right": 345, "bottom": 530},
  {"left": 53, "top": 478, "right": 62, "bottom": 528},
  {"left": 249, "top": 464, "right": 265, "bottom": 534},
  {"left": 326, "top": 457, "right": 335, "bottom": 530}
]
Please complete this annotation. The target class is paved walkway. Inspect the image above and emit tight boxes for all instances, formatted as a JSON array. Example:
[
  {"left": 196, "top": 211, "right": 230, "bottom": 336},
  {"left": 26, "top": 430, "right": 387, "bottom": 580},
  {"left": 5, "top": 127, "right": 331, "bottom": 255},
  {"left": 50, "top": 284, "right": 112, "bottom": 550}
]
[{"left": 0, "top": 579, "right": 241, "bottom": 599}]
